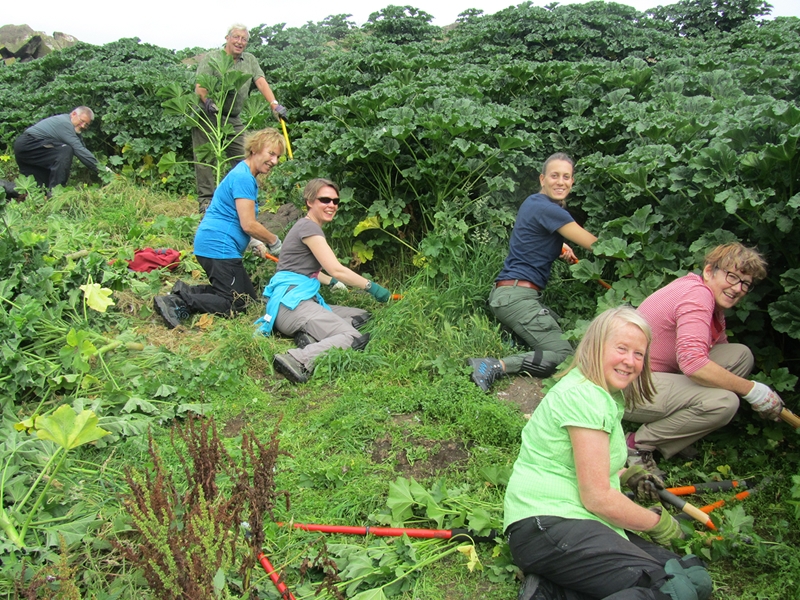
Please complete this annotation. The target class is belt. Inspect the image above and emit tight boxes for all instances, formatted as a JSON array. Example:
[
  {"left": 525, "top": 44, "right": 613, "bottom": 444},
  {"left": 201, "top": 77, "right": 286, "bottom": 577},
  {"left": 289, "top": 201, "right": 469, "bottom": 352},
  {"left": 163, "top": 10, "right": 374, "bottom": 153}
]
[{"left": 495, "top": 279, "right": 541, "bottom": 291}]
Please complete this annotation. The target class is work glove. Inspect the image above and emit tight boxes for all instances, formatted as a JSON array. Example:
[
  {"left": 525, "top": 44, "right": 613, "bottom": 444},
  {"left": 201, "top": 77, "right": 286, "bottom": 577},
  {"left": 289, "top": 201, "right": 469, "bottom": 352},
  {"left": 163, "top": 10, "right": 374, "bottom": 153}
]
[
  {"left": 620, "top": 464, "right": 665, "bottom": 503},
  {"left": 268, "top": 237, "right": 283, "bottom": 257},
  {"left": 328, "top": 277, "right": 348, "bottom": 292},
  {"left": 645, "top": 506, "right": 684, "bottom": 546},
  {"left": 248, "top": 238, "right": 268, "bottom": 259},
  {"left": 743, "top": 381, "right": 784, "bottom": 421},
  {"left": 365, "top": 281, "right": 390, "bottom": 303},
  {"left": 203, "top": 98, "right": 219, "bottom": 117},
  {"left": 272, "top": 103, "right": 288, "bottom": 120}
]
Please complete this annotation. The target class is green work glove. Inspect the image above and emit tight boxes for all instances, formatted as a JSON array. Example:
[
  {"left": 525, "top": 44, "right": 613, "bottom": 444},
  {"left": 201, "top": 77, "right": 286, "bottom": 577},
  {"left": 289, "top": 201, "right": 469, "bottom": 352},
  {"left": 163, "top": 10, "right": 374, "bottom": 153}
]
[
  {"left": 620, "top": 464, "right": 665, "bottom": 503},
  {"left": 645, "top": 507, "right": 684, "bottom": 547},
  {"left": 366, "top": 281, "right": 390, "bottom": 303}
]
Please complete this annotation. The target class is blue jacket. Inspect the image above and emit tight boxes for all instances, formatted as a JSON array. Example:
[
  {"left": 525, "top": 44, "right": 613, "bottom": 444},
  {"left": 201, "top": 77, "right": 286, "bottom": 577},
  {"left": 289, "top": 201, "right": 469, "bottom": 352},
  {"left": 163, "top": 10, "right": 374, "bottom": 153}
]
[{"left": 255, "top": 271, "right": 331, "bottom": 335}]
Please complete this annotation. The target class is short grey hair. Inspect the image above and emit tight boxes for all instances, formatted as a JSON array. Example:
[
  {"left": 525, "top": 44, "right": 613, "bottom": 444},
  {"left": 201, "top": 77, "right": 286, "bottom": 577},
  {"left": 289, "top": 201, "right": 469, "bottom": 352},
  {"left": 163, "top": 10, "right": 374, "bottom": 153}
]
[
  {"left": 226, "top": 24, "right": 249, "bottom": 39},
  {"left": 73, "top": 106, "right": 94, "bottom": 120}
]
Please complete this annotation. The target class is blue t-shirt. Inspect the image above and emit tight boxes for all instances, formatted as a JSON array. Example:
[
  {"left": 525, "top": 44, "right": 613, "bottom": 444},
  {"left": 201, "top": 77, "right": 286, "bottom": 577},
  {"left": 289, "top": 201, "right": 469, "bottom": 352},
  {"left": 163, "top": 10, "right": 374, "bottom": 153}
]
[
  {"left": 194, "top": 161, "right": 258, "bottom": 259},
  {"left": 496, "top": 193, "right": 574, "bottom": 289}
]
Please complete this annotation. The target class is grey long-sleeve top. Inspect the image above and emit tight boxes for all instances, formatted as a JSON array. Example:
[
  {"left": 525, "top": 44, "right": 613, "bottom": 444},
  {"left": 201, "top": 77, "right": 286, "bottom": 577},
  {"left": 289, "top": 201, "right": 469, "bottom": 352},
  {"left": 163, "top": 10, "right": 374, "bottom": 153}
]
[{"left": 25, "top": 114, "right": 99, "bottom": 172}]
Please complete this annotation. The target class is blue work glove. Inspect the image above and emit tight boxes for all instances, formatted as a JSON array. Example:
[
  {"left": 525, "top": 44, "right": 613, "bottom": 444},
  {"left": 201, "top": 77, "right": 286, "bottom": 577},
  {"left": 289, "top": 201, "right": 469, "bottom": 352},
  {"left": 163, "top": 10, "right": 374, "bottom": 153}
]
[
  {"left": 203, "top": 98, "right": 219, "bottom": 117},
  {"left": 365, "top": 281, "right": 390, "bottom": 303},
  {"left": 272, "top": 103, "right": 288, "bottom": 120}
]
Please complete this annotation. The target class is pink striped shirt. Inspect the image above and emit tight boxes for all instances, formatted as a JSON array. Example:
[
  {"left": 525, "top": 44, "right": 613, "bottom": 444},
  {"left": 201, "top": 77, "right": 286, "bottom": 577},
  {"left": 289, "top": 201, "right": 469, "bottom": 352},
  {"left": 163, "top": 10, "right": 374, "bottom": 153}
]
[{"left": 637, "top": 273, "right": 727, "bottom": 375}]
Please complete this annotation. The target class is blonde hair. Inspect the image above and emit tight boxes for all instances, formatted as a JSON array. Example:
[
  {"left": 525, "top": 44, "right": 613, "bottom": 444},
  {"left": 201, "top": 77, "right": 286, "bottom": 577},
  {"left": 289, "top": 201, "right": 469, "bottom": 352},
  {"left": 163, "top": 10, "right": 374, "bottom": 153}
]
[
  {"left": 704, "top": 242, "right": 767, "bottom": 282},
  {"left": 559, "top": 306, "right": 654, "bottom": 409},
  {"left": 303, "top": 178, "right": 339, "bottom": 208},
  {"left": 244, "top": 128, "right": 285, "bottom": 157}
]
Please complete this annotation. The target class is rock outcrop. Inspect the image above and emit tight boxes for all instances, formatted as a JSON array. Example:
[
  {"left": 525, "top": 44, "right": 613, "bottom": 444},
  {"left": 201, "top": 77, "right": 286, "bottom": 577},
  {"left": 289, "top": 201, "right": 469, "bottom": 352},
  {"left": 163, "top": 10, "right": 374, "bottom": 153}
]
[{"left": 0, "top": 24, "right": 80, "bottom": 65}]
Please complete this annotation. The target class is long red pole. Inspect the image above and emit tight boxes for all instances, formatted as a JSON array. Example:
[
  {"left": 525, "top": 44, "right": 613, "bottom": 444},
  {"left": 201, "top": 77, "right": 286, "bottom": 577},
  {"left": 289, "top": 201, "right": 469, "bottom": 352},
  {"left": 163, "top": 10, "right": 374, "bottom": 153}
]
[{"left": 257, "top": 551, "right": 297, "bottom": 600}]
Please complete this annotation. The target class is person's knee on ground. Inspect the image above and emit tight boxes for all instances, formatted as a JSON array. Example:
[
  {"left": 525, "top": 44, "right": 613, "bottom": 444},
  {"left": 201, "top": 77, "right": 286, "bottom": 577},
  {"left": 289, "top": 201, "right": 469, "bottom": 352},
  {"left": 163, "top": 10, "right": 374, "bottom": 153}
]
[{"left": 520, "top": 350, "right": 560, "bottom": 378}]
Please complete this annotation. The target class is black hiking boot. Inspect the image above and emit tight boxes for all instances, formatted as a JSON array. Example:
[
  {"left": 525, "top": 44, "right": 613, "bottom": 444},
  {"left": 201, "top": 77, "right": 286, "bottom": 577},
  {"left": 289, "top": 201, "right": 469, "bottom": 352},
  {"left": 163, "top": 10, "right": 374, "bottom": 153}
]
[
  {"left": 153, "top": 294, "right": 190, "bottom": 329},
  {"left": 294, "top": 331, "right": 318, "bottom": 349},
  {"left": 351, "top": 313, "right": 372, "bottom": 330},
  {"left": 467, "top": 357, "right": 505, "bottom": 392},
  {"left": 518, "top": 573, "right": 567, "bottom": 600},
  {"left": 274, "top": 353, "right": 309, "bottom": 384}
]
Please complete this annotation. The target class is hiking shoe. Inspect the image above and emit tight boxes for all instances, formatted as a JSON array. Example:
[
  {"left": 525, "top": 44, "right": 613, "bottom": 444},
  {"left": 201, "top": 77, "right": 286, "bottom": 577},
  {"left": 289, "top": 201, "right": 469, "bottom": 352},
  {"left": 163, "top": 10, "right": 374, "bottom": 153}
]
[
  {"left": 467, "top": 357, "right": 505, "bottom": 392},
  {"left": 153, "top": 294, "right": 190, "bottom": 329},
  {"left": 627, "top": 447, "right": 665, "bottom": 477},
  {"left": 294, "top": 331, "right": 318, "bottom": 349},
  {"left": 274, "top": 353, "right": 309, "bottom": 384},
  {"left": 351, "top": 332, "right": 371, "bottom": 351},
  {"left": 676, "top": 444, "right": 698, "bottom": 460},
  {"left": 351, "top": 313, "right": 372, "bottom": 330},
  {"left": 172, "top": 280, "right": 191, "bottom": 299},
  {"left": 518, "top": 573, "right": 564, "bottom": 600}
]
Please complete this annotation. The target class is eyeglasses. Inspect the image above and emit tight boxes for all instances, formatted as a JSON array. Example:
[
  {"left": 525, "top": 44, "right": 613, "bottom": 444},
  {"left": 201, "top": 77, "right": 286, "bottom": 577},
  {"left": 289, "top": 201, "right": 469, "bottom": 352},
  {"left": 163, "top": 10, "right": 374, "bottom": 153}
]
[
  {"left": 724, "top": 270, "right": 752, "bottom": 293},
  {"left": 228, "top": 34, "right": 249, "bottom": 43},
  {"left": 316, "top": 196, "right": 340, "bottom": 206}
]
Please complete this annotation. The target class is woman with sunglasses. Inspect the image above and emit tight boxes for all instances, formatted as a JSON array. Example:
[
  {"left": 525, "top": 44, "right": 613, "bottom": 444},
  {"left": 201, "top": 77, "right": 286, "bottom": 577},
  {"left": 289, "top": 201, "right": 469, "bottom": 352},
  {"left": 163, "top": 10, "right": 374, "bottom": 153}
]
[
  {"left": 153, "top": 127, "right": 285, "bottom": 329},
  {"left": 624, "top": 242, "right": 782, "bottom": 471},
  {"left": 258, "top": 178, "right": 391, "bottom": 383}
]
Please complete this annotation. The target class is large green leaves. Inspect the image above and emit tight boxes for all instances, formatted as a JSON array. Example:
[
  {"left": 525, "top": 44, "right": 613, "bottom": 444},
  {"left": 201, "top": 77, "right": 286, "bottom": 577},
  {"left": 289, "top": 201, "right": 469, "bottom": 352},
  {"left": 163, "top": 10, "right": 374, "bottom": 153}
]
[{"left": 33, "top": 404, "right": 110, "bottom": 450}]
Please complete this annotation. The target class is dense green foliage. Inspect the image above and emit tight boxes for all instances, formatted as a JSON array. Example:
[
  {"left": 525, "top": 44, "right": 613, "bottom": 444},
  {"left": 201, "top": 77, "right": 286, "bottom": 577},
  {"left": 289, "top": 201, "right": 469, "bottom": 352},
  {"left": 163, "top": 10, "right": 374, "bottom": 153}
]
[{"left": 1, "top": 0, "right": 800, "bottom": 597}]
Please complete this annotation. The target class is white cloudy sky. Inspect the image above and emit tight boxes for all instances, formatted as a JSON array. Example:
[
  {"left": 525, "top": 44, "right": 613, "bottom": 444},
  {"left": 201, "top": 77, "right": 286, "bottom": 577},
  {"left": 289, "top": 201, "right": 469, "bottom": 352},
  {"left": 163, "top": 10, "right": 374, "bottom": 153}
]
[{"left": 4, "top": 0, "right": 799, "bottom": 51}]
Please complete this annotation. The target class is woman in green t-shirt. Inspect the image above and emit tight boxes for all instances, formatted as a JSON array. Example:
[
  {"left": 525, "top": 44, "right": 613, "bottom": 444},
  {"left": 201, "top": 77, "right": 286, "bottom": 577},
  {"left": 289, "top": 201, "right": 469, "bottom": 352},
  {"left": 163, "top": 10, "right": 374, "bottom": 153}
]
[{"left": 504, "top": 306, "right": 711, "bottom": 600}]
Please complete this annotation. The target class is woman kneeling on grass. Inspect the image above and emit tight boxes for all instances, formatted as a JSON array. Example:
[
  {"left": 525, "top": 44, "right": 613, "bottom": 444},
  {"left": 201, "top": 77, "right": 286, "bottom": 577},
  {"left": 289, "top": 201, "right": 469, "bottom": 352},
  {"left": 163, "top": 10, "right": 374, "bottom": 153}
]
[
  {"left": 504, "top": 306, "right": 712, "bottom": 600},
  {"left": 257, "top": 178, "right": 391, "bottom": 383},
  {"left": 153, "top": 128, "right": 284, "bottom": 329}
]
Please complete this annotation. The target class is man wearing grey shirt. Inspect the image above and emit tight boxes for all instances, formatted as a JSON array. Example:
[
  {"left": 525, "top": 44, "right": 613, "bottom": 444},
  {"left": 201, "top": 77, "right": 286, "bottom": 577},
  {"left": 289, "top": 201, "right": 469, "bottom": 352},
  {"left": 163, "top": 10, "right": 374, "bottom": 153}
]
[{"left": 13, "top": 106, "right": 101, "bottom": 192}]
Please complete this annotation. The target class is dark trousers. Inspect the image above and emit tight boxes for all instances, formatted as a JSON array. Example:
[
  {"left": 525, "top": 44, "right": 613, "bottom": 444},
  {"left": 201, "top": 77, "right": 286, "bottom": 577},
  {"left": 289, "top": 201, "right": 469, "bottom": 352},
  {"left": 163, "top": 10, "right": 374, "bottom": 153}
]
[
  {"left": 14, "top": 132, "right": 74, "bottom": 189},
  {"left": 191, "top": 116, "right": 245, "bottom": 212},
  {"left": 177, "top": 256, "right": 258, "bottom": 316},
  {"left": 507, "top": 516, "right": 680, "bottom": 599}
]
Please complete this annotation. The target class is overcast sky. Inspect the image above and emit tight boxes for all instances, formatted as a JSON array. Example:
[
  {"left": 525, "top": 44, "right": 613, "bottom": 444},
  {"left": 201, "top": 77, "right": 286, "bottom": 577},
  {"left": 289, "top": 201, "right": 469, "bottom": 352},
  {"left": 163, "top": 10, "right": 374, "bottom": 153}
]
[{"left": 4, "top": 0, "right": 798, "bottom": 51}]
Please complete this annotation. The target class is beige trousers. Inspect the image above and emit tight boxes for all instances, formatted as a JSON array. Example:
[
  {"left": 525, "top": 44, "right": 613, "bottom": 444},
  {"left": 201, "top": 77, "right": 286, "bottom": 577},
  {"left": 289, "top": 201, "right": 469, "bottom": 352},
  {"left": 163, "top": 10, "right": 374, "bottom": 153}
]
[{"left": 624, "top": 344, "right": 754, "bottom": 459}]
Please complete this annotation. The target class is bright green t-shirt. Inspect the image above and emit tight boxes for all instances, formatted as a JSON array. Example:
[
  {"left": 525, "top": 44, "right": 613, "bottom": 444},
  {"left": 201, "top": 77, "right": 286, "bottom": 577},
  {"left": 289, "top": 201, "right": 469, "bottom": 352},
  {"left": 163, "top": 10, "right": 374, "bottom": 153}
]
[{"left": 503, "top": 368, "right": 628, "bottom": 538}]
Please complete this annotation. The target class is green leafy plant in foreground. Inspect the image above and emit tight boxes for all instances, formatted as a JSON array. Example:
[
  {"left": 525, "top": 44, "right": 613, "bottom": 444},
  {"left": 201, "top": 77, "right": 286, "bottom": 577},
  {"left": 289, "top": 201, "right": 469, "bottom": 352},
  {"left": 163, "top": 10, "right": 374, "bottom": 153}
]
[{"left": 0, "top": 404, "right": 109, "bottom": 549}]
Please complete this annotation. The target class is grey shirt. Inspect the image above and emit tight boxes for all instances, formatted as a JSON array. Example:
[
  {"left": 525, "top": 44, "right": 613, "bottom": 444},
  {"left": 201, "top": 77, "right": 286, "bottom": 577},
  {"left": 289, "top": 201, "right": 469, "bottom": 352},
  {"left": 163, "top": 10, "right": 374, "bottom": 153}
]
[
  {"left": 25, "top": 114, "right": 99, "bottom": 172},
  {"left": 276, "top": 218, "right": 326, "bottom": 276}
]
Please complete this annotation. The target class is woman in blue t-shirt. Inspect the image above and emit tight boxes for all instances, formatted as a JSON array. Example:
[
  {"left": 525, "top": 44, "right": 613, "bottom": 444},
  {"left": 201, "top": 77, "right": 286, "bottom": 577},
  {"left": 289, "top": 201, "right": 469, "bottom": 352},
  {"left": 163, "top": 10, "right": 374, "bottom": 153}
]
[
  {"left": 468, "top": 152, "right": 599, "bottom": 391},
  {"left": 505, "top": 306, "right": 711, "bottom": 600},
  {"left": 153, "top": 128, "right": 285, "bottom": 329}
]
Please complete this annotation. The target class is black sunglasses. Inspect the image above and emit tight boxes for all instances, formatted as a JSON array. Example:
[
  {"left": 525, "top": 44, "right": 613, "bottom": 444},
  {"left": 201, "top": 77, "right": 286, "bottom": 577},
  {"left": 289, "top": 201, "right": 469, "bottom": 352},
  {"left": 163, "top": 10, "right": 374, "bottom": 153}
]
[{"left": 316, "top": 196, "right": 340, "bottom": 206}]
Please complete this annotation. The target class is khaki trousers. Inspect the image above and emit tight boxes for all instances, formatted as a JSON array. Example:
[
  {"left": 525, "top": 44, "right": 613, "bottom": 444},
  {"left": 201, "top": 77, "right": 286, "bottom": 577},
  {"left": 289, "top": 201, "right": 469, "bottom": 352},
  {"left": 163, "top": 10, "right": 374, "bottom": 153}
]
[{"left": 624, "top": 344, "right": 753, "bottom": 459}]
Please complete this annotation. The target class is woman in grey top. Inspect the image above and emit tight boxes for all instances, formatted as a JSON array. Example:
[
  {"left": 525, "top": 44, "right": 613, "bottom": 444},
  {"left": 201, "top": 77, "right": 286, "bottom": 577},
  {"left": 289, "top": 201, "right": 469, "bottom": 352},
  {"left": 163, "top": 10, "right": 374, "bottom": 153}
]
[{"left": 259, "top": 178, "right": 391, "bottom": 383}]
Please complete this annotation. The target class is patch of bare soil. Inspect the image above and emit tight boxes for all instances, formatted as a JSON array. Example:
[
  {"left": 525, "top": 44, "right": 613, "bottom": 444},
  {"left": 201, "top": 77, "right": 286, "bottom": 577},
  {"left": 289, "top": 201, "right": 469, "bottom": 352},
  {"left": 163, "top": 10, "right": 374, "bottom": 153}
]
[
  {"left": 495, "top": 376, "right": 546, "bottom": 419},
  {"left": 372, "top": 428, "right": 471, "bottom": 481}
]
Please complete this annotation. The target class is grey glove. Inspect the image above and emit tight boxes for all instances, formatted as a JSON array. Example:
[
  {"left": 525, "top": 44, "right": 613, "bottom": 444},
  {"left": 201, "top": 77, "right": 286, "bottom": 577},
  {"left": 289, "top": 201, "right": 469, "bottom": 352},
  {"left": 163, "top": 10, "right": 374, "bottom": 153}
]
[
  {"left": 272, "top": 103, "right": 288, "bottom": 120},
  {"left": 203, "top": 98, "right": 219, "bottom": 117},
  {"left": 268, "top": 237, "right": 282, "bottom": 256}
]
